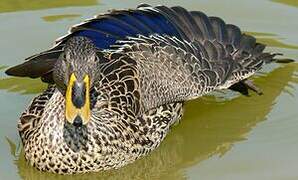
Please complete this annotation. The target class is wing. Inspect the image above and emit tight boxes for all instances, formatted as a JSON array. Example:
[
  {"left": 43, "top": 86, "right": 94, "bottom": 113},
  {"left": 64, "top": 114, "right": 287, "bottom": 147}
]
[
  {"left": 5, "top": 4, "right": 277, "bottom": 88},
  {"left": 112, "top": 34, "right": 276, "bottom": 111},
  {"left": 5, "top": 5, "right": 184, "bottom": 81}
]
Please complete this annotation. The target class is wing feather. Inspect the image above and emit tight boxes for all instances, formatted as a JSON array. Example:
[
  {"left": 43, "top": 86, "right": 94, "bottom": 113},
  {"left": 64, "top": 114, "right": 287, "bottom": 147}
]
[
  {"left": 5, "top": 4, "right": 278, "bottom": 99},
  {"left": 112, "top": 34, "right": 267, "bottom": 111}
]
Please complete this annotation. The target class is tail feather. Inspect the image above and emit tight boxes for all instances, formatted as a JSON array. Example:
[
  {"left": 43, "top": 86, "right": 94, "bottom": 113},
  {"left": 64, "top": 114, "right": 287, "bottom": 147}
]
[
  {"left": 239, "top": 34, "right": 256, "bottom": 53},
  {"left": 252, "top": 43, "right": 266, "bottom": 56},
  {"left": 190, "top": 11, "right": 216, "bottom": 40},
  {"left": 226, "top": 24, "right": 241, "bottom": 48},
  {"left": 171, "top": 6, "right": 203, "bottom": 41},
  {"left": 209, "top": 17, "right": 229, "bottom": 44}
]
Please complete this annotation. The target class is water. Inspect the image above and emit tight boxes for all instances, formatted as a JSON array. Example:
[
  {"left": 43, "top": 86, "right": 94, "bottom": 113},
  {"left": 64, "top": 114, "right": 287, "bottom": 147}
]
[{"left": 0, "top": 0, "right": 297, "bottom": 179}]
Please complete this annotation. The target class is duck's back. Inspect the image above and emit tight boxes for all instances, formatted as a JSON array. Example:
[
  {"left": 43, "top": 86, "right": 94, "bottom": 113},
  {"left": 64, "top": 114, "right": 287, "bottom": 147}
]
[{"left": 5, "top": 4, "right": 275, "bottom": 87}]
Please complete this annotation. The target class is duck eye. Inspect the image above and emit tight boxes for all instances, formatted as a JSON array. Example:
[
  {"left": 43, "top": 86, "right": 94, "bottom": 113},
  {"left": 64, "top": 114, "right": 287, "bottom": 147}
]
[
  {"left": 63, "top": 53, "right": 68, "bottom": 61},
  {"left": 62, "top": 53, "right": 70, "bottom": 63}
]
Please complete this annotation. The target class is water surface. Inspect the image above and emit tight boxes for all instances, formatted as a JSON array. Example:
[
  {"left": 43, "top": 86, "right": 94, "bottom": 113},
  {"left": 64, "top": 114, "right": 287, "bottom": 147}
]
[{"left": 0, "top": 0, "right": 297, "bottom": 179}]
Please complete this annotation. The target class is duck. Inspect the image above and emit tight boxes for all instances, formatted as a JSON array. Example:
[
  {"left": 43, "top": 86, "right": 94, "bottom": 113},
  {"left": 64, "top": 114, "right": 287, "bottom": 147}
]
[{"left": 5, "top": 4, "right": 279, "bottom": 174}]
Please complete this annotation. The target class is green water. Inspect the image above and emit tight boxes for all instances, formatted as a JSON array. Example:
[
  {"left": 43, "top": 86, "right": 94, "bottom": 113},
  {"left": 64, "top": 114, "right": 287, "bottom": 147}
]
[{"left": 0, "top": 0, "right": 298, "bottom": 179}]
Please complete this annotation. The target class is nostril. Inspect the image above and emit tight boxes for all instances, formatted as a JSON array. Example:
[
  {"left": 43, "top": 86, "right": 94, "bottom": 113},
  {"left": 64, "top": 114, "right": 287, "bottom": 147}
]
[{"left": 73, "top": 116, "right": 83, "bottom": 127}]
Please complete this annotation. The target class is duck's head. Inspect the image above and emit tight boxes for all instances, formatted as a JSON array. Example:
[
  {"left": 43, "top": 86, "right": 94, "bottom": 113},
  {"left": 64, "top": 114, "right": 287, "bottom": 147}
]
[{"left": 53, "top": 36, "right": 99, "bottom": 127}]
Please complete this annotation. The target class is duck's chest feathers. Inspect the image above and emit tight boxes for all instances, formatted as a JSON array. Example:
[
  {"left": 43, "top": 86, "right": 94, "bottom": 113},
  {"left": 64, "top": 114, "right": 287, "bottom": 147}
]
[{"left": 20, "top": 87, "right": 183, "bottom": 174}]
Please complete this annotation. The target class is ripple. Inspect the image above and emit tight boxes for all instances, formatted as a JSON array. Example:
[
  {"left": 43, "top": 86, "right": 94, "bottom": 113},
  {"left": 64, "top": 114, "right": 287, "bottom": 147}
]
[{"left": 246, "top": 31, "right": 298, "bottom": 50}]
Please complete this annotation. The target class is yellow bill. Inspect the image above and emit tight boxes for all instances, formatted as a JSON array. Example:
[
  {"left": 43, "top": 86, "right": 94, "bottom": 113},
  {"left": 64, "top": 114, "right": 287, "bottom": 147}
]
[{"left": 65, "top": 73, "right": 90, "bottom": 125}]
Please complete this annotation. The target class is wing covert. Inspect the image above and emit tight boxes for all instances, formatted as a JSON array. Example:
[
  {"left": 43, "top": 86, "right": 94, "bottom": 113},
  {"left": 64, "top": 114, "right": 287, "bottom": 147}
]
[{"left": 112, "top": 34, "right": 275, "bottom": 111}]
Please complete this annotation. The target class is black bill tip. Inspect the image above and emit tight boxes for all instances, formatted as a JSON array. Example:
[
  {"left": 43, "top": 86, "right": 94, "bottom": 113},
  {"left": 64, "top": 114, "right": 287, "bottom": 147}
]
[{"left": 73, "top": 116, "right": 83, "bottom": 127}]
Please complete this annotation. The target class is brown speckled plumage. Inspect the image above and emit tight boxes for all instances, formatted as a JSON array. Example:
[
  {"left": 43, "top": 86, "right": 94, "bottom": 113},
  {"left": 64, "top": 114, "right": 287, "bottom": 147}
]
[
  {"left": 6, "top": 4, "right": 278, "bottom": 174},
  {"left": 19, "top": 83, "right": 183, "bottom": 174}
]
